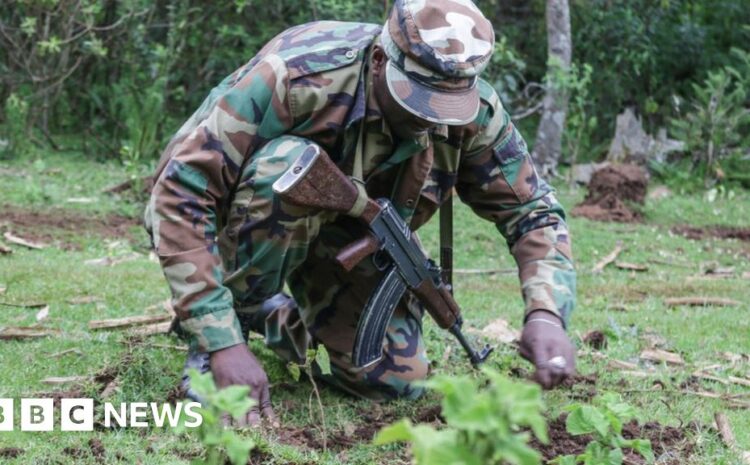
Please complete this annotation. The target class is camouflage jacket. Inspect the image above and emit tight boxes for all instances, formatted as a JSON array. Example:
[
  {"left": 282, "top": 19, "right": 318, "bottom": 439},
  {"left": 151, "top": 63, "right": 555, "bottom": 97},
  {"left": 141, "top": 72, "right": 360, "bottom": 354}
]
[{"left": 146, "top": 21, "right": 576, "bottom": 353}]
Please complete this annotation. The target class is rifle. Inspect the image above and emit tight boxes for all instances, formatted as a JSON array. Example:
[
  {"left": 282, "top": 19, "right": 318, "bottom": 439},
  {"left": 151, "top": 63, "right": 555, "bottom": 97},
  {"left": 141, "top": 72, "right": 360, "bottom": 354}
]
[{"left": 272, "top": 144, "right": 492, "bottom": 368}]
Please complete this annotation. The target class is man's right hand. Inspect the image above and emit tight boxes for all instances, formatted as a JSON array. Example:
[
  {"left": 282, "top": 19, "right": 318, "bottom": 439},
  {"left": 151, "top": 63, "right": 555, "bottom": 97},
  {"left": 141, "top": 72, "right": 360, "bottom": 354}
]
[{"left": 209, "top": 343, "right": 276, "bottom": 427}]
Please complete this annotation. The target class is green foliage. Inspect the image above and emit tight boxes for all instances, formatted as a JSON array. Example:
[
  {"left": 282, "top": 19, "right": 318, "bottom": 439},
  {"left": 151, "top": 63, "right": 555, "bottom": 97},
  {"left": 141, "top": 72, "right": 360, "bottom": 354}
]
[
  {"left": 557, "top": 62, "right": 598, "bottom": 167},
  {"left": 568, "top": 0, "right": 750, "bottom": 141},
  {"left": 669, "top": 67, "right": 749, "bottom": 183},
  {"left": 552, "top": 393, "right": 654, "bottom": 465},
  {"left": 486, "top": 34, "right": 529, "bottom": 107},
  {"left": 183, "top": 369, "right": 256, "bottom": 465},
  {"left": 1, "top": 93, "right": 34, "bottom": 158},
  {"left": 375, "top": 369, "right": 548, "bottom": 465}
]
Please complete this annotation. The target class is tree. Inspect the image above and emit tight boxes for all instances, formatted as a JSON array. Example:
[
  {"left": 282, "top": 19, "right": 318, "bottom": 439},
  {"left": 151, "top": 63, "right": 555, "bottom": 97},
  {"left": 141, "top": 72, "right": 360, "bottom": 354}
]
[{"left": 532, "top": 0, "right": 572, "bottom": 175}]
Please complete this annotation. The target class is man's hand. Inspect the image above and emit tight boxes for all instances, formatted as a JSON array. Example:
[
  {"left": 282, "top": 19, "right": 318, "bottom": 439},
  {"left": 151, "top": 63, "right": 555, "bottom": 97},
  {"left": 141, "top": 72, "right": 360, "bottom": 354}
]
[
  {"left": 209, "top": 343, "right": 277, "bottom": 426},
  {"left": 518, "top": 310, "right": 576, "bottom": 389}
]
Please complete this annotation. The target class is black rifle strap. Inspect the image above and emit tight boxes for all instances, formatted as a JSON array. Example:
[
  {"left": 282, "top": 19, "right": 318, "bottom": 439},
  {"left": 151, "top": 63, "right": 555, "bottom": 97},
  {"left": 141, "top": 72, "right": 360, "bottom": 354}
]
[{"left": 439, "top": 191, "right": 454, "bottom": 294}]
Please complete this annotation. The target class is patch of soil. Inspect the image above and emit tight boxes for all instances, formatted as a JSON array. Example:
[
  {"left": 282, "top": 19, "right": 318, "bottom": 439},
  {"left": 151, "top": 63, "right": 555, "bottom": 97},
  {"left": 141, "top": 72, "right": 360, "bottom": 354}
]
[
  {"left": 583, "top": 330, "right": 607, "bottom": 350},
  {"left": 672, "top": 225, "right": 750, "bottom": 242},
  {"left": 37, "top": 389, "right": 86, "bottom": 408},
  {"left": 531, "top": 415, "right": 692, "bottom": 464},
  {"left": 0, "top": 204, "right": 142, "bottom": 250},
  {"left": 571, "top": 164, "right": 648, "bottom": 223},
  {"left": 247, "top": 448, "right": 274, "bottom": 465},
  {"left": 560, "top": 373, "right": 598, "bottom": 400},
  {"left": 561, "top": 373, "right": 598, "bottom": 388},
  {"left": 63, "top": 446, "right": 86, "bottom": 459},
  {"left": 166, "top": 385, "right": 187, "bottom": 405},
  {"left": 0, "top": 448, "right": 24, "bottom": 459},
  {"left": 88, "top": 438, "right": 105, "bottom": 460},
  {"left": 277, "top": 403, "right": 442, "bottom": 452}
]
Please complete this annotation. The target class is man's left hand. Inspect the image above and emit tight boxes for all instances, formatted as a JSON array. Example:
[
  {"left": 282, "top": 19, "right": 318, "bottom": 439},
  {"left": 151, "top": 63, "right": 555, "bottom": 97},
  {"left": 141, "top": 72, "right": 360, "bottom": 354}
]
[{"left": 518, "top": 309, "right": 576, "bottom": 389}]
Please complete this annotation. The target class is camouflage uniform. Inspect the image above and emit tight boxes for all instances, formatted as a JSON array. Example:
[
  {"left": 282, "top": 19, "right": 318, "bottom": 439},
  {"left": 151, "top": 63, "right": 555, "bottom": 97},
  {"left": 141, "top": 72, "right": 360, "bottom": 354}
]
[{"left": 145, "top": 0, "right": 575, "bottom": 401}]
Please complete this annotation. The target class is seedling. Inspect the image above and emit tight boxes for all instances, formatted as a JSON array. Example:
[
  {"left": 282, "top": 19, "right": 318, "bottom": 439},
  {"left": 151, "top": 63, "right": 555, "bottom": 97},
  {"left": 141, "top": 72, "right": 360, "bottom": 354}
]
[
  {"left": 551, "top": 393, "right": 654, "bottom": 465},
  {"left": 375, "top": 368, "right": 548, "bottom": 465},
  {"left": 182, "top": 369, "right": 256, "bottom": 465},
  {"left": 287, "top": 345, "right": 333, "bottom": 450}
]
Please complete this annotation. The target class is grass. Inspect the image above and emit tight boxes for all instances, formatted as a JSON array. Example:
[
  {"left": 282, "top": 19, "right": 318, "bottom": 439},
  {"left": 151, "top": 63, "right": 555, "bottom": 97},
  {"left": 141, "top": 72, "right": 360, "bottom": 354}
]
[{"left": 1, "top": 150, "right": 749, "bottom": 464}]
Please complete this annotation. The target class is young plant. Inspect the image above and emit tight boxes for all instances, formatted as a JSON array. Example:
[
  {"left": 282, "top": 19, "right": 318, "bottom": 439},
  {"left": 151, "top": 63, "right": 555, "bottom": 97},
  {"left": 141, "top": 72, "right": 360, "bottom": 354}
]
[
  {"left": 182, "top": 369, "right": 256, "bottom": 465},
  {"left": 375, "top": 368, "right": 548, "bottom": 465},
  {"left": 287, "top": 345, "right": 333, "bottom": 450},
  {"left": 552, "top": 393, "right": 654, "bottom": 465}
]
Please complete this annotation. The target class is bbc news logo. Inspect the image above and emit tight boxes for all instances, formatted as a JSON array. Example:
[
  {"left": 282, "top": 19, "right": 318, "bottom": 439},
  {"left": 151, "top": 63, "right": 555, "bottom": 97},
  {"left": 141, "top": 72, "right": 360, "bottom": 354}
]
[{"left": 0, "top": 399, "right": 202, "bottom": 431}]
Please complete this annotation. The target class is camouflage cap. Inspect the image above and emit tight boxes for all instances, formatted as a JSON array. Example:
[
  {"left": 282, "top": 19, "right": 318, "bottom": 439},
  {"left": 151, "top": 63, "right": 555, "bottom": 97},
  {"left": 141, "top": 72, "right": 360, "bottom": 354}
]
[{"left": 381, "top": 0, "right": 495, "bottom": 125}]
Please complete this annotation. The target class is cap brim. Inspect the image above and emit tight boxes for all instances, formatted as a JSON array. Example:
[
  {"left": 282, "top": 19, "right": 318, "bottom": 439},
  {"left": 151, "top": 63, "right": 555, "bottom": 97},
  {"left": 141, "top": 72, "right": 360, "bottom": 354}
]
[{"left": 385, "top": 61, "right": 480, "bottom": 126}]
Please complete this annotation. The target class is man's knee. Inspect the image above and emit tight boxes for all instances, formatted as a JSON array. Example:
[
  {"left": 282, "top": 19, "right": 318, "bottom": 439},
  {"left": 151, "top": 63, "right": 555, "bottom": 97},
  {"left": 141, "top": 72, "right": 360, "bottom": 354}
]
[{"left": 363, "top": 353, "right": 430, "bottom": 400}]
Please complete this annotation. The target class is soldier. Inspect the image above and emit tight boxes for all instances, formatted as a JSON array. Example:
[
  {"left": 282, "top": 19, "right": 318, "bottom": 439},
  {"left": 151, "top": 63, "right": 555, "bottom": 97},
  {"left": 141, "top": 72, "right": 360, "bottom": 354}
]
[{"left": 145, "top": 0, "right": 576, "bottom": 426}]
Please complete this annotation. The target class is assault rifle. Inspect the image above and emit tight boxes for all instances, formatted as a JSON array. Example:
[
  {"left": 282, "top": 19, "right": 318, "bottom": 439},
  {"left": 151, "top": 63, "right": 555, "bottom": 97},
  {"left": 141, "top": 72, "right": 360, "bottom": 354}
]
[{"left": 272, "top": 144, "right": 492, "bottom": 368}]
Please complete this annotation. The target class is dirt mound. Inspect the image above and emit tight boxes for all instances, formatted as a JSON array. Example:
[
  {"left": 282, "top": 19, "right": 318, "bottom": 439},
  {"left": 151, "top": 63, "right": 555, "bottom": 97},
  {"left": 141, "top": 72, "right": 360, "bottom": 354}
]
[
  {"left": 672, "top": 225, "right": 750, "bottom": 242},
  {"left": 571, "top": 164, "right": 648, "bottom": 223},
  {"left": 531, "top": 415, "right": 692, "bottom": 464}
]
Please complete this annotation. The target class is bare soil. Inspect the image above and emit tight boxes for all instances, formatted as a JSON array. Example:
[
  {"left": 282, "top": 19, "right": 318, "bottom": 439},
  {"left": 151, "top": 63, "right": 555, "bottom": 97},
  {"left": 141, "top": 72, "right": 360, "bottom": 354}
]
[
  {"left": 583, "top": 330, "right": 608, "bottom": 349},
  {"left": 531, "top": 415, "right": 692, "bottom": 464},
  {"left": 572, "top": 164, "right": 648, "bottom": 223},
  {"left": 0, "top": 448, "right": 24, "bottom": 459},
  {"left": 0, "top": 204, "right": 142, "bottom": 249},
  {"left": 672, "top": 225, "right": 750, "bottom": 242},
  {"left": 275, "top": 403, "right": 442, "bottom": 452}
]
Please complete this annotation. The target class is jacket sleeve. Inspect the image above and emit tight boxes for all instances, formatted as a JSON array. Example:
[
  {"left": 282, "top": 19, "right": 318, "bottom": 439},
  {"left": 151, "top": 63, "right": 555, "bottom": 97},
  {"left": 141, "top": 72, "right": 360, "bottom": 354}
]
[
  {"left": 456, "top": 82, "right": 576, "bottom": 325},
  {"left": 145, "top": 55, "right": 294, "bottom": 352}
]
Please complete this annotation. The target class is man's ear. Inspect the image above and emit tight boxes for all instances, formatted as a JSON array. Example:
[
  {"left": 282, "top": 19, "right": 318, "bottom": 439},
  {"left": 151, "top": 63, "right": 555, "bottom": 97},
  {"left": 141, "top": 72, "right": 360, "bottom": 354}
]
[{"left": 371, "top": 46, "right": 386, "bottom": 77}]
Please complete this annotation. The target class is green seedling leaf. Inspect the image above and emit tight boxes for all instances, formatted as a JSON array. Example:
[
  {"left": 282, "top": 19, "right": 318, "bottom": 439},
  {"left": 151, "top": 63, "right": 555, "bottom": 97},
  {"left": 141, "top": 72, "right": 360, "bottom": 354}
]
[
  {"left": 222, "top": 431, "right": 255, "bottom": 465},
  {"left": 287, "top": 361, "right": 301, "bottom": 382},
  {"left": 499, "top": 437, "right": 543, "bottom": 465},
  {"left": 187, "top": 369, "right": 217, "bottom": 398},
  {"left": 566, "top": 405, "right": 609, "bottom": 438},
  {"left": 315, "top": 345, "right": 332, "bottom": 376},
  {"left": 214, "top": 386, "right": 254, "bottom": 421},
  {"left": 606, "top": 447, "right": 624, "bottom": 465},
  {"left": 629, "top": 439, "right": 655, "bottom": 462},
  {"left": 374, "top": 418, "right": 414, "bottom": 445},
  {"left": 550, "top": 455, "right": 577, "bottom": 465}
]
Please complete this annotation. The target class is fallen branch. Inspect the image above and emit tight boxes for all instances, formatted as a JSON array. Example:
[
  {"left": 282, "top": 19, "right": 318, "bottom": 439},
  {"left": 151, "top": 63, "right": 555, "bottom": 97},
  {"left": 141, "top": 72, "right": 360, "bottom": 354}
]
[
  {"left": 3, "top": 232, "right": 47, "bottom": 250},
  {"left": 42, "top": 376, "right": 90, "bottom": 385},
  {"left": 0, "top": 301, "right": 47, "bottom": 309},
  {"left": 0, "top": 327, "right": 60, "bottom": 339},
  {"left": 88, "top": 314, "right": 171, "bottom": 330},
  {"left": 615, "top": 261, "right": 648, "bottom": 272},
  {"left": 50, "top": 348, "right": 82, "bottom": 358},
  {"left": 665, "top": 297, "right": 741, "bottom": 308},
  {"left": 592, "top": 242, "right": 623, "bottom": 273},
  {"left": 715, "top": 413, "right": 750, "bottom": 464},
  {"left": 647, "top": 258, "right": 692, "bottom": 268},
  {"left": 129, "top": 321, "right": 171, "bottom": 336},
  {"left": 641, "top": 348, "right": 685, "bottom": 366}
]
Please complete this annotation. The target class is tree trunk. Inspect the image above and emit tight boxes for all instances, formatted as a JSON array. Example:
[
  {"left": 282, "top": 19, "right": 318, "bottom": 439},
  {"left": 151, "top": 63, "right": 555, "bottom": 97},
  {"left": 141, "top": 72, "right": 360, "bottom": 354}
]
[{"left": 532, "top": 0, "right": 572, "bottom": 176}]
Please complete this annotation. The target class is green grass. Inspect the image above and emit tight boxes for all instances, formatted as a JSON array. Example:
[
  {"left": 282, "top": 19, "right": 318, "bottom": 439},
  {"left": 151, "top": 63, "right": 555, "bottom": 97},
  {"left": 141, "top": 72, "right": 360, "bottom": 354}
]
[{"left": 1, "top": 150, "right": 749, "bottom": 464}]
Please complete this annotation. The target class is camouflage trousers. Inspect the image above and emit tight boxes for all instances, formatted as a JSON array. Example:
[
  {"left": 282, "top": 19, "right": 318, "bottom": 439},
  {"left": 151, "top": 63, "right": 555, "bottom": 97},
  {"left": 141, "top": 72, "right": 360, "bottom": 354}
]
[{"left": 217, "top": 136, "right": 429, "bottom": 401}]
